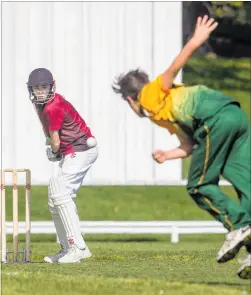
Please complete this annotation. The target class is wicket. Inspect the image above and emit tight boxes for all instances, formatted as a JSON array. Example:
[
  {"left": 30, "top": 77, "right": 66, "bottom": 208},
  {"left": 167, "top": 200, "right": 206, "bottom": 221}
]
[{"left": 1, "top": 169, "right": 31, "bottom": 263}]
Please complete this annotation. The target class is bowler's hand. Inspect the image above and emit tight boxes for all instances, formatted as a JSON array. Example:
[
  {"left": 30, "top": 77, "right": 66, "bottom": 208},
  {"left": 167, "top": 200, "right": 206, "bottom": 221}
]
[
  {"left": 191, "top": 15, "right": 218, "bottom": 48},
  {"left": 152, "top": 150, "right": 167, "bottom": 164}
]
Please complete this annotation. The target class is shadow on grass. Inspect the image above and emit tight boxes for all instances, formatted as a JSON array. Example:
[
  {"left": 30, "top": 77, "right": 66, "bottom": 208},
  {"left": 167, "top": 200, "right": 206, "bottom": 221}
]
[
  {"left": 2, "top": 261, "right": 45, "bottom": 265},
  {"left": 188, "top": 281, "right": 250, "bottom": 287},
  {"left": 15, "top": 233, "right": 226, "bottom": 244},
  {"left": 14, "top": 234, "right": 161, "bottom": 244},
  {"left": 85, "top": 237, "right": 160, "bottom": 243}
]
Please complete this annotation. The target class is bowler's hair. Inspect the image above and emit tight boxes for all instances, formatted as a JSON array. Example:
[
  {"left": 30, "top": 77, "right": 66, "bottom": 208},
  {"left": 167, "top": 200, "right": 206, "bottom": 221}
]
[{"left": 112, "top": 69, "right": 149, "bottom": 101}]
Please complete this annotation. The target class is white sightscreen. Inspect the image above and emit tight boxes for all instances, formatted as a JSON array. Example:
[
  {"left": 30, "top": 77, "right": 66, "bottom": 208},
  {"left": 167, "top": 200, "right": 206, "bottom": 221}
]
[{"left": 1, "top": 2, "right": 183, "bottom": 185}]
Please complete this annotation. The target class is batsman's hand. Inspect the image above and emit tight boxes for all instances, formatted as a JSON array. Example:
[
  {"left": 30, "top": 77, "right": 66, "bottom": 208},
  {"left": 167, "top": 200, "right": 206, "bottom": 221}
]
[
  {"left": 191, "top": 15, "right": 218, "bottom": 48},
  {"left": 152, "top": 150, "right": 167, "bottom": 164},
  {"left": 46, "top": 147, "right": 62, "bottom": 162}
]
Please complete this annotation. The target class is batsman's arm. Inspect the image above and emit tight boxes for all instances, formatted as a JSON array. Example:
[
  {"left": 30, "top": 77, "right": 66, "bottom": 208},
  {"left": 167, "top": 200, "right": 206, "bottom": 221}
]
[
  {"left": 45, "top": 107, "right": 63, "bottom": 153},
  {"left": 49, "top": 131, "right": 60, "bottom": 153}
]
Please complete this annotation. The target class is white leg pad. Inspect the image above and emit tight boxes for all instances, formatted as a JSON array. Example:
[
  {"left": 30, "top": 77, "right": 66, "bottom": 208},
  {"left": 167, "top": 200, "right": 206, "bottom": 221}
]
[
  {"left": 49, "top": 177, "right": 86, "bottom": 249},
  {"left": 48, "top": 198, "right": 69, "bottom": 249}
]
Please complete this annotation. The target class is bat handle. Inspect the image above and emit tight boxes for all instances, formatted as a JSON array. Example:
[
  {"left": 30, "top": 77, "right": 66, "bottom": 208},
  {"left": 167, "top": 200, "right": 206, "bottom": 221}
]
[{"left": 45, "top": 137, "right": 51, "bottom": 146}]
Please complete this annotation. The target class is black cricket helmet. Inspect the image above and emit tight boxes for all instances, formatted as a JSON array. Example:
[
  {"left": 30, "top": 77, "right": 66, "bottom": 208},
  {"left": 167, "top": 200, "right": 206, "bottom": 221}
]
[{"left": 27, "top": 68, "right": 56, "bottom": 104}]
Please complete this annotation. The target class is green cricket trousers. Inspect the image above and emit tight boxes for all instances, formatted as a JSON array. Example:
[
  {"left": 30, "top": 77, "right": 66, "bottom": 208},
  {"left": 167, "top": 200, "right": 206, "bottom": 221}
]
[{"left": 187, "top": 103, "right": 251, "bottom": 231}]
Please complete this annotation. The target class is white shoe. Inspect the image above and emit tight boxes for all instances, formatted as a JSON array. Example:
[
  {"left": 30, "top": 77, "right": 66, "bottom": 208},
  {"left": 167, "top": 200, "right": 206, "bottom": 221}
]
[
  {"left": 237, "top": 254, "right": 251, "bottom": 279},
  {"left": 217, "top": 225, "right": 251, "bottom": 263},
  {"left": 58, "top": 246, "right": 92, "bottom": 264},
  {"left": 44, "top": 246, "right": 67, "bottom": 263}
]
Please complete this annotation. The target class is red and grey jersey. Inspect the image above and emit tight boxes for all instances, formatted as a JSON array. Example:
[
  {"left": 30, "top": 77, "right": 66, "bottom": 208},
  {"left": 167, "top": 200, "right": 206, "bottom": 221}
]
[{"left": 36, "top": 93, "right": 93, "bottom": 155}]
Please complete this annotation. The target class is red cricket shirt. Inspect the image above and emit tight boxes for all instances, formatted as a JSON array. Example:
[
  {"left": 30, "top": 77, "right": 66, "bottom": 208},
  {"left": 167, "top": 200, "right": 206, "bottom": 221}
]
[{"left": 36, "top": 93, "right": 93, "bottom": 155}]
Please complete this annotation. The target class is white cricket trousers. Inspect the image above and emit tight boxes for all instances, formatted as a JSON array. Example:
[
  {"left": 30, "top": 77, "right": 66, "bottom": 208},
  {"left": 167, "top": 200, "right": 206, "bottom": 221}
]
[
  {"left": 51, "top": 147, "right": 98, "bottom": 247},
  {"left": 58, "top": 146, "right": 98, "bottom": 197}
]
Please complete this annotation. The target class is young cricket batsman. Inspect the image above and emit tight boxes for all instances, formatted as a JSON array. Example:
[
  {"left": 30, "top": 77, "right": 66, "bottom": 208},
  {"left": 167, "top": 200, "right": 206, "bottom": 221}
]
[
  {"left": 112, "top": 15, "right": 251, "bottom": 279},
  {"left": 27, "top": 68, "right": 98, "bottom": 263}
]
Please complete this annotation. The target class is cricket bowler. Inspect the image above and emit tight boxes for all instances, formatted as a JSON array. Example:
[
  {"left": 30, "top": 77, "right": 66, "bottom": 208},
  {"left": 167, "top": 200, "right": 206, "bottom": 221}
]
[
  {"left": 27, "top": 68, "right": 98, "bottom": 263},
  {"left": 112, "top": 15, "right": 251, "bottom": 279}
]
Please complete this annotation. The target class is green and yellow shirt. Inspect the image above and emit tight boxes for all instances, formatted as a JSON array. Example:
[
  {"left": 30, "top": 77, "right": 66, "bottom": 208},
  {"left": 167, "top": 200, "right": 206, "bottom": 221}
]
[{"left": 138, "top": 75, "right": 239, "bottom": 139}]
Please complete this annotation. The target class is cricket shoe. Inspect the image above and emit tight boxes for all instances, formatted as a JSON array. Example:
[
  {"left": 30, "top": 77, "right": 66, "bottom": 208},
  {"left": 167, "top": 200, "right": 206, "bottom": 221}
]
[
  {"left": 237, "top": 254, "right": 251, "bottom": 279},
  {"left": 44, "top": 245, "right": 67, "bottom": 263},
  {"left": 58, "top": 246, "right": 92, "bottom": 263},
  {"left": 217, "top": 225, "right": 251, "bottom": 263}
]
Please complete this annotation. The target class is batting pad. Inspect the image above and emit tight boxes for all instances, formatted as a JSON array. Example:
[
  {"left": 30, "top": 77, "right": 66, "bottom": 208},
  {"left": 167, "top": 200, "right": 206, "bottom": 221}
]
[
  {"left": 48, "top": 197, "right": 69, "bottom": 249},
  {"left": 49, "top": 177, "right": 86, "bottom": 249}
]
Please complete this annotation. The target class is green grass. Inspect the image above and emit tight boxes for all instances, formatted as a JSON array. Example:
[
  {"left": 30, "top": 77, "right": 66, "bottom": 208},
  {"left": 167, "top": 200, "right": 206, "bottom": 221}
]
[
  {"left": 2, "top": 186, "right": 249, "bottom": 294},
  {"left": 2, "top": 235, "right": 250, "bottom": 295},
  {"left": 182, "top": 56, "right": 251, "bottom": 178},
  {"left": 3, "top": 185, "right": 240, "bottom": 221}
]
